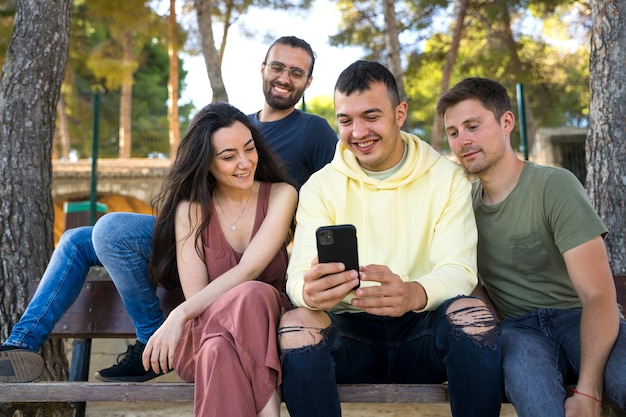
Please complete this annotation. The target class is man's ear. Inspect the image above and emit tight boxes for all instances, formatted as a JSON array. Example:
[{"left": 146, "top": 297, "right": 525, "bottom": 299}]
[
  {"left": 303, "top": 75, "right": 313, "bottom": 91},
  {"left": 501, "top": 110, "right": 516, "bottom": 135},
  {"left": 396, "top": 101, "right": 408, "bottom": 127}
]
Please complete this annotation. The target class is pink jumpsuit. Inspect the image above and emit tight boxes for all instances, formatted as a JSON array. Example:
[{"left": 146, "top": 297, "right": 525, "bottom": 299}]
[{"left": 173, "top": 182, "right": 291, "bottom": 416}]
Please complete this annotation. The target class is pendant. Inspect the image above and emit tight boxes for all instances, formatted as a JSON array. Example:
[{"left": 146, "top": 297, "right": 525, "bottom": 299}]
[{"left": 230, "top": 224, "right": 237, "bottom": 231}]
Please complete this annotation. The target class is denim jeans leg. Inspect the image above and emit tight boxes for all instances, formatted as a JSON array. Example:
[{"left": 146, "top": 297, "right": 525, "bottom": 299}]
[
  {"left": 551, "top": 309, "right": 626, "bottom": 411},
  {"left": 500, "top": 312, "right": 569, "bottom": 417},
  {"left": 603, "top": 317, "right": 626, "bottom": 409},
  {"left": 435, "top": 297, "right": 503, "bottom": 417},
  {"left": 4, "top": 226, "right": 101, "bottom": 351},
  {"left": 280, "top": 326, "right": 342, "bottom": 417},
  {"left": 92, "top": 212, "right": 163, "bottom": 344}
]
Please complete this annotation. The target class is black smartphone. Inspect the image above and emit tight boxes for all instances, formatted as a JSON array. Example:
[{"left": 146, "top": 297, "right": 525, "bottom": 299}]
[{"left": 316, "top": 224, "right": 360, "bottom": 289}]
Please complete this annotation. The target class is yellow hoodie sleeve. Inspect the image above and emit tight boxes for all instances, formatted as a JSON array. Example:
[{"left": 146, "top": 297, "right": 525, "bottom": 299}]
[{"left": 412, "top": 165, "right": 478, "bottom": 311}]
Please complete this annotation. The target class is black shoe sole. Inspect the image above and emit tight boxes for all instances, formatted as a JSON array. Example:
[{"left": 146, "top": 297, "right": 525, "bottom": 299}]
[
  {"left": 94, "top": 370, "right": 164, "bottom": 383},
  {"left": 0, "top": 349, "right": 44, "bottom": 382}
]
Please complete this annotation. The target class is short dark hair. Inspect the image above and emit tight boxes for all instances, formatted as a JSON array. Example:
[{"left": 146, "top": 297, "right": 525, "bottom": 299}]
[
  {"left": 334, "top": 60, "right": 400, "bottom": 108},
  {"left": 264, "top": 36, "right": 316, "bottom": 76},
  {"left": 436, "top": 77, "right": 512, "bottom": 121}
]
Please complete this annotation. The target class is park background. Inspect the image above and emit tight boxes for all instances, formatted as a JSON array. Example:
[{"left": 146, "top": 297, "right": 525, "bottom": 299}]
[
  {"left": 0, "top": 0, "right": 624, "bottom": 416},
  {"left": 0, "top": 0, "right": 591, "bottom": 161}
]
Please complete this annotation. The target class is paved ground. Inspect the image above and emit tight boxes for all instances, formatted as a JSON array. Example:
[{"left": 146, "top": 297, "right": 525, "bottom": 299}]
[{"left": 82, "top": 338, "right": 518, "bottom": 417}]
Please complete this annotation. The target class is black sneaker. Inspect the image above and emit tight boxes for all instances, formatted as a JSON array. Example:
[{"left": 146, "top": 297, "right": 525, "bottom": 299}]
[
  {"left": 95, "top": 342, "right": 164, "bottom": 382},
  {"left": 0, "top": 345, "right": 44, "bottom": 382}
]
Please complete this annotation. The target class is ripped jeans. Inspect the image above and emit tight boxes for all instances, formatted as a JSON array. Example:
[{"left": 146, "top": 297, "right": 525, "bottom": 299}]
[{"left": 279, "top": 296, "right": 503, "bottom": 417}]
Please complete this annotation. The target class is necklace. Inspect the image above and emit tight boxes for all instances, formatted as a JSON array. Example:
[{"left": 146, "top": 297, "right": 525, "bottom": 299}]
[{"left": 214, "top": 188, "right": 253, "bottom": 231}]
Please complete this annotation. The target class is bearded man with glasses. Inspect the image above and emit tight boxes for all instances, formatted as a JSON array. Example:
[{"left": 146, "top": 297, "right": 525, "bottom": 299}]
[{"left": 251, "top": 36, "right": 338, "bottom": 189}]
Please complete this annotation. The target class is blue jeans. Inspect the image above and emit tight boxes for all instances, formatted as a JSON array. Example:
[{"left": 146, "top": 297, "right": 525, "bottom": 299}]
[
  {"left": 92, "top": 212, "right": 162, "bottom": 344},
  {"left": 500, "top": 309, "right": 626, "bottom": 416},
  {"left": 4, "top": 212, "right": 162, "bottom": 350},
  {"left": 280, "top": 297, "right": 503, "bottom": 417},
  {"left": 5, "top": 227, "right": 102, "bottom": 351}
]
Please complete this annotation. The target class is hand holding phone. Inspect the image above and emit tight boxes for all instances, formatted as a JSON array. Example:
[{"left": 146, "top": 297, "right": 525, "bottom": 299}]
[{"left": 316, "top": 224, "right": 360, "bottom": 290}]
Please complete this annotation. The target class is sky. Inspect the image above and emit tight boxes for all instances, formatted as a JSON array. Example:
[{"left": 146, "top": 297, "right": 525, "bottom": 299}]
[{"left": 179, "top": 1, "right": 364, "bottom": 115}]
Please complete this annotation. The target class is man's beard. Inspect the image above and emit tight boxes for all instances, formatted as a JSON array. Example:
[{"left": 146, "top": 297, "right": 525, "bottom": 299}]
[{"left": 263, "top": 82, "right": 304, "bottom": 110}]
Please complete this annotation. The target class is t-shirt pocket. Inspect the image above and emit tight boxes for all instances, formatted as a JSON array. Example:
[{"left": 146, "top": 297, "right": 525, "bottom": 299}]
[{"left": 508, "top": 232, "right": 551, "bottom": 274}]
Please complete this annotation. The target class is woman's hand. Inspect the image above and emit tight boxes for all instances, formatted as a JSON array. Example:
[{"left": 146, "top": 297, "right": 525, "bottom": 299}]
[{"left": 142, "top": 307, "right": 187, "bottom": 374}]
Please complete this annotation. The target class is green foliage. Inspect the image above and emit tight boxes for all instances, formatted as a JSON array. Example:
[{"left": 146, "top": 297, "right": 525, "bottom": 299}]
[
  {"left": 131, "top": 40, "right": 194, "bottom": 158},
  {"left": 67, "top": 41, "right": 193, "bottom": 159},
  {"left": 304, "top": 95, "right": 337, "bottom": 133},
  {"left": 84, "top": 0, "right": 165, "bottom": 90},
  {"left": 0, "top": 0, "right": 15, "bottom": 67},
  {"left": 330, "top": 0, "right": 447, "bottom": 62},
  {"left": 58, "top": 0, "right": 193, "bottom": 158},
  {"left": 331, "top": 0, "right": 590, "bottom": 147}
]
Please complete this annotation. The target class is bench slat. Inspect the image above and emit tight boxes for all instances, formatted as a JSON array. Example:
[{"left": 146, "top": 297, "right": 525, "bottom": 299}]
[
  {"left": 0, "top": 382, "right": 193, "bottom": 402},
  {"left": 0, "top": 382, "right": 448, "bottom": 403}
]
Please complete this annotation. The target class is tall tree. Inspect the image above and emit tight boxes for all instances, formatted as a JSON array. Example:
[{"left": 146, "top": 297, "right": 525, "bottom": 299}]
[
  {"left": 0, "top": 0, "right": 72, "bottom": 415},
  {"left": 430, "top": 0, "right": 469, "bottom": 150},
  {"left": 87, "top": 0, "right": 164, "bottom": 158},
  {"left": 587, "top": 0, "right": 626, "bottom": 274},
  {"left": 168, "top": 0, "right": 181, "bottom": 157},
  {"left": 193, "top": 0, "right": 312, "bottom": 103},
  {"left": 382, "top": 0, "right": 406, "bottom": 102},
  {"left": 194, "top": 0, "right": 229, "bottom": 102}
]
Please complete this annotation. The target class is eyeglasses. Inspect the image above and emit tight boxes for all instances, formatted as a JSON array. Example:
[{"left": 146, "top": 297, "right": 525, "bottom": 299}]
[{"left": 264, "top": 61, "right": 308, "bottom": 80}]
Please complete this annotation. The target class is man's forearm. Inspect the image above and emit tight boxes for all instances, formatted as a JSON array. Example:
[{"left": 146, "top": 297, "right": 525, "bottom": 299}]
[{"left": 576, "top": 302, "right": 619, "bottom": 398}]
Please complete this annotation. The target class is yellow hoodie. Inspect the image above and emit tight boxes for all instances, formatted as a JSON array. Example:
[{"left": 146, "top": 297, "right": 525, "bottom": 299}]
[{"left": 286, "top": 131, "right": 477, "bottom": 314}]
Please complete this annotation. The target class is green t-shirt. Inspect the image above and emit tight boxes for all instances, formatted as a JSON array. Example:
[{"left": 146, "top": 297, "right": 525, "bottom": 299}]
[{"left": 473, "top": 162, "right": 607, "bottom": 319}]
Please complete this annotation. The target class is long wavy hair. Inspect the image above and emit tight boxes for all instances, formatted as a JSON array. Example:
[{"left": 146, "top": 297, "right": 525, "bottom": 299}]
[{"left": 149, "top": 102, "right": 292, "bottom": 290}]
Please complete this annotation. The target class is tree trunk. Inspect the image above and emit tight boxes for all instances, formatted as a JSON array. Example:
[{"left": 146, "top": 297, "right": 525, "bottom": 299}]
[
  {"left": 382, "top": 0, "right": 405, "bottom": 103},
  {"left": 0, "top": 0, "right": 73, "bottom": 414},
  {"left": 431, "top": 0, "right": 468, "bottom": 150},
  {"left": 119, "top": 30, "right": 134, "bottom": 159},
  {"left": 168, "top": 0, "right": 181, "bottom": 159},
  {"left": 194, "top": 0, "right": 229, "bottom": 103},
  {"left": 587, "top": 0, "right": 626, "bottom": 275},
  {"left": 55, "top": 96, "right": 71, "bottom": 160}
]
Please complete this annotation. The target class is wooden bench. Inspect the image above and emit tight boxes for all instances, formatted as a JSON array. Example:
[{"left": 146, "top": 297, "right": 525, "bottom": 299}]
[{"left": 1, "top": 270, "right": 624, "bottom": 417}]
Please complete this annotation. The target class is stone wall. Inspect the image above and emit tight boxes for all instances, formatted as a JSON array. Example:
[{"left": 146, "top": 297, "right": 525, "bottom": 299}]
[{"left": 531, "top": 127, "right": 587, "bottom": 183}]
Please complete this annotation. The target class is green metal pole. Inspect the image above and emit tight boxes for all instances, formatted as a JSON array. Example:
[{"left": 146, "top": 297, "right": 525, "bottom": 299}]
[
  {"left": 89, "top": 93, "right": 100, "bottom": 225},
  {"left": 516, "top": 83, "right": 529, "bottom": 161}
]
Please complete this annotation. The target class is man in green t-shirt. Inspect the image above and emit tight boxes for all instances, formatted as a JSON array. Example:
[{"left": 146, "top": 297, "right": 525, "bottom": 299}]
[{"left": 437, "top": 77, "right": 626, "bottom": 417}]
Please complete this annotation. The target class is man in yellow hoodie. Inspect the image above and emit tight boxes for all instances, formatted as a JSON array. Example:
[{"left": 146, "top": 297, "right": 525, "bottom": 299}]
[{"left": 278, "top": 60, "right": 502, "bottom": 417}]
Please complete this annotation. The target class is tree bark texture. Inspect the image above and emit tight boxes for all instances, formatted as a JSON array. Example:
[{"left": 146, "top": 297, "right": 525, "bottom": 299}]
[
  {"left": 194, "top": 0, "right": 229, "bottom": 103},
  {"left": 0, "top": 1, "right": 73, "bottom": 414},
  {"left": 588, "top": 0, "right": 626, "bottom": 274},
  {"left": 0, "top": 0, "right": 70, "bottom": 339},
  {"left": 382, "top": 0, "right": 406, "bottom": 103}
]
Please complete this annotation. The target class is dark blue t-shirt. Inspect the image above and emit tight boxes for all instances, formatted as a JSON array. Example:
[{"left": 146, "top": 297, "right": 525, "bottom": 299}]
[{"left": 248, "top": 110, "right": 337, "bottom": 189}]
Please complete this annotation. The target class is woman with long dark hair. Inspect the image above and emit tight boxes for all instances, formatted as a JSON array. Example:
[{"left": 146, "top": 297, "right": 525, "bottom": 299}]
[{"left": 143, "top": 102, "right": 297, "bottom": 417}]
